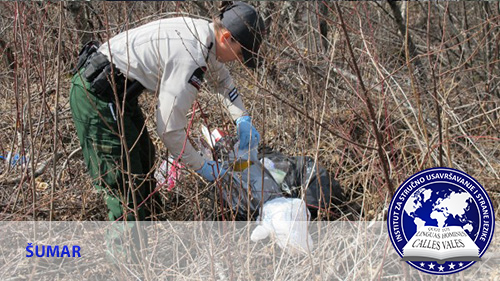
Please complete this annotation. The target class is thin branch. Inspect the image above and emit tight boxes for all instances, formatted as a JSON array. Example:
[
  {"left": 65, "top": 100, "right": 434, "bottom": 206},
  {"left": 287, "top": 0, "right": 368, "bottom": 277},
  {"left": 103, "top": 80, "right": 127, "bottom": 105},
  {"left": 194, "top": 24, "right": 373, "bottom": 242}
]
[
  {"left": 50, "top": 2, "right": 63, "bottom": 221},
  {"left": 334, "top": 3, "right": 394, "bottom": 196}
]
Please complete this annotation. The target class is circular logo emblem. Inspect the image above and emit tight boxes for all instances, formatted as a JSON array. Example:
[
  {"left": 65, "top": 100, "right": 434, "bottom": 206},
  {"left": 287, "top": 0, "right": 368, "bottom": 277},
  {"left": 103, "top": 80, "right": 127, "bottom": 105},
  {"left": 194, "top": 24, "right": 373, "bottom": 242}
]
[{"left": 388, "top": 168, "right": 495, "bottom": 275}]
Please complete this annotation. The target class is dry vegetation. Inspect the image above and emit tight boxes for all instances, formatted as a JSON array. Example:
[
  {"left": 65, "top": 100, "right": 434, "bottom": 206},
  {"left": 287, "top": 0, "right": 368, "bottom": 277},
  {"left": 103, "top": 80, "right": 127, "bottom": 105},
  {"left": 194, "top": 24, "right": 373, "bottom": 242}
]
[
  {"left": 0, "top": 1, "right": 499, "bottom": 223},
  {"left": 0, "top": 221, "right": 497, "bottom": 280}
]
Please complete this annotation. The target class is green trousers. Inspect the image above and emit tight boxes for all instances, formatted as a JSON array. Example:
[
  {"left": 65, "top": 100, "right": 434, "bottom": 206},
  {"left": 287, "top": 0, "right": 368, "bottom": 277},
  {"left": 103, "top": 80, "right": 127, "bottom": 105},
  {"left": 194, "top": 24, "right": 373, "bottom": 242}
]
[{"left": 69, "top": 69, "right": 158, "bottom": 221}]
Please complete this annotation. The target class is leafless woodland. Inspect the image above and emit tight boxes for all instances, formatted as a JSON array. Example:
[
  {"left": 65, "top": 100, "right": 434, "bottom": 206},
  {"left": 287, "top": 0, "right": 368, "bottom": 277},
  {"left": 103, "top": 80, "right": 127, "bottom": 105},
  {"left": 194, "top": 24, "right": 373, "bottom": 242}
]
[{"left": 0, "top": 1, "right": 498, "bottom": 222}]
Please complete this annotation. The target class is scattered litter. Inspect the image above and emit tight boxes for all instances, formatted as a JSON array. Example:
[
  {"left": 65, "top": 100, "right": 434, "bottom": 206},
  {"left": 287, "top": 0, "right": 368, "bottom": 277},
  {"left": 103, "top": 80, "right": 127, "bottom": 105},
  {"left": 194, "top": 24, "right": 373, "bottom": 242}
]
[
  {"left": 261, "top": 157, "right": 287, "bottom": 184},
  {"left": 35, "top": 178, "right": 49, "bottom": 192},
  {"left": 5, "top": 152, "right": 29, "bottom": 167},
  {"left": 201, "top": 126, "right": 226, "bottom": 149},
  {"left": 155, "top": 158, "right": 184, "bottom": 191}
]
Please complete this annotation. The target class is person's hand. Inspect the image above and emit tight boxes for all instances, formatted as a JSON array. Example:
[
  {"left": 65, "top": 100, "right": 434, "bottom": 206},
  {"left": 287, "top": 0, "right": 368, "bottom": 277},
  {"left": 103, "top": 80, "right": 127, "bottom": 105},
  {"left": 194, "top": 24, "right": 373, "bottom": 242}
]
[
  {"left": 236, "top": 116, "right": 260, "bottom": 151},
  {"left": 195, "top": 160, "right": 226, "bottom": 182}
]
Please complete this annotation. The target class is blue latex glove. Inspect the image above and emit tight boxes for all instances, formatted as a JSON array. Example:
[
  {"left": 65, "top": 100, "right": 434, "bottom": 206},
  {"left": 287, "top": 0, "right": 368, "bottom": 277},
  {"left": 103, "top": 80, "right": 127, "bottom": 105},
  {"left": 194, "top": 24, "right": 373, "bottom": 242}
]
[
  {"left": 196, "top": 160, "right": 226, "bottom": 182},
  {"left": 236, "top": 116, "right": 260, "bottom": 151}
]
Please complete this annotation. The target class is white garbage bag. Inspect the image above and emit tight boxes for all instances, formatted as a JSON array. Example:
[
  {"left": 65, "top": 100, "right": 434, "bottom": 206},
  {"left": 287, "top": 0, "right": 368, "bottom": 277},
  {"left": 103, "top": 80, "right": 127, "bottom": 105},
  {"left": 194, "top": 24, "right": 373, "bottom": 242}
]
[{"left": 251, "top": 197, "right": 313, "bottom": 254}]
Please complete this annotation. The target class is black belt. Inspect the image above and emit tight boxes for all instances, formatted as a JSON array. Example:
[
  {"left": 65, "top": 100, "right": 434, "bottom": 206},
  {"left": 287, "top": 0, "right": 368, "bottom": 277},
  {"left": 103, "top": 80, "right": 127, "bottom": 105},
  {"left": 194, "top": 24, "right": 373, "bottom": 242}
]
[{"left": 74, "top": 41, "right": 144, "bottom": 103}]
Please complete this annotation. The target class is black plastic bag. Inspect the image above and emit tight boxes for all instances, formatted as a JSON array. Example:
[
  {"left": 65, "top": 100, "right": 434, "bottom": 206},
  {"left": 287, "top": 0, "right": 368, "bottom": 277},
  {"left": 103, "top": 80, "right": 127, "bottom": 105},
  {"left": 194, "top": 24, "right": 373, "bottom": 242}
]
[{"left": 260, "top": 150, "right": 344, "bottom": 218}]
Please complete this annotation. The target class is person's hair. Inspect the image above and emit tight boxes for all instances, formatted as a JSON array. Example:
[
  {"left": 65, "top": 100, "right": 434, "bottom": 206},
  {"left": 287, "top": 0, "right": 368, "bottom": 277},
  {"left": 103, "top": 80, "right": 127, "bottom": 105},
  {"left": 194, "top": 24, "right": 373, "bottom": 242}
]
[{"left": 212, "top": 16, "right": 226, "bottom": 33}]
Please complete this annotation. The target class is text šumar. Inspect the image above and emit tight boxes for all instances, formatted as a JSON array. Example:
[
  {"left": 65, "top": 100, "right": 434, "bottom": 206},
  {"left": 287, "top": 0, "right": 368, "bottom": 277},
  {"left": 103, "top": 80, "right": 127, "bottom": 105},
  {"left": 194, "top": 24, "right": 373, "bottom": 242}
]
[{"left": 26, "top": 243, "right": 81, "bottom": 257}]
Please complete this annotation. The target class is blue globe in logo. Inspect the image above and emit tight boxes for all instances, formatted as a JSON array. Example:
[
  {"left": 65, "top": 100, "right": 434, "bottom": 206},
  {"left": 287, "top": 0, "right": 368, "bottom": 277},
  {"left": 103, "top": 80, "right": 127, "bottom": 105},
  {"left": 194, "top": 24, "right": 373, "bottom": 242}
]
[
  {"left": 402, "top": 184, "right": 480, "bottom": 242},
  {"left": 388, "top": 168, "right": 495, "bottom": 275}
]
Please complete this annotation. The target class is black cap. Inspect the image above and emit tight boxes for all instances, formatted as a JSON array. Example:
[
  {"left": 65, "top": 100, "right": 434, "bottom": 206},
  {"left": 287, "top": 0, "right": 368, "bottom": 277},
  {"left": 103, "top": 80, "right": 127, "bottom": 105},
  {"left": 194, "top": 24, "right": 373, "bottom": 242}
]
[{"left": 220, "top": 2, "right": 265, "bottom": 68}]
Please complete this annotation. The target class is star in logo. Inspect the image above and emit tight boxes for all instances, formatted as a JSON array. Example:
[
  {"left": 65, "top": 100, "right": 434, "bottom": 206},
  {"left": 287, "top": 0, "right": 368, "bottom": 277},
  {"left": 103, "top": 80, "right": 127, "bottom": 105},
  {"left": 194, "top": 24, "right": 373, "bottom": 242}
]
[
  {"left": 420, "top": 262, "right": 425, "bottom": 267},
  {"left": 459, "top": 262, "right": 464, "bottom": 267},
  {"left": 438, "top": 265, "right": 445, "bottom": 272},
  {"left": 449, "top": 263, "right": 456, "bottom": 269},
  {"left": 428, "top": 263, "right": 435, "bottom": 270}
]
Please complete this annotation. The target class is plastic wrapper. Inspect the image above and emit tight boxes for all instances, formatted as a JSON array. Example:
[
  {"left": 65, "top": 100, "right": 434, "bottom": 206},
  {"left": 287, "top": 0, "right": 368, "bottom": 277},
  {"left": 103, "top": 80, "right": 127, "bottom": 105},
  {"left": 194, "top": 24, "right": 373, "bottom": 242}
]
[{"left": 251, "top": 197, "right": 313, "bottom": 254}]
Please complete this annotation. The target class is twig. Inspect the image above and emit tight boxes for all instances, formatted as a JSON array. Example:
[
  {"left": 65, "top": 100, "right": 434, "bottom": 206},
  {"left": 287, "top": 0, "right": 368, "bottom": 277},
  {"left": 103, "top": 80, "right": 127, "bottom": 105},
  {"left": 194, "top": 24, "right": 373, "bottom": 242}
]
[
  {"left": 263, "top": 67, "right": 377, "bottom": 151},
  {"left": 57, "top": 148, "right": 82, "bottom": 184},
  {"left": 51, "top": 2, "right": 64, "bottom": 222},
  {"left": 427, "top": 2, "right": 444, "bottom": 167},
  {"left": 334, "top": 3, "right": 394, "bottom": 196}
]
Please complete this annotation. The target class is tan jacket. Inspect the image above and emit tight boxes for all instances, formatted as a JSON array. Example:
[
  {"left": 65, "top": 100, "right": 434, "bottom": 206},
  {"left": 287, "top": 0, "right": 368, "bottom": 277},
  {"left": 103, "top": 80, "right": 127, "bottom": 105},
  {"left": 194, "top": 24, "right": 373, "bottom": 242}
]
[{"left": 99, "top": 17, "right": 248, "bottom": 170}]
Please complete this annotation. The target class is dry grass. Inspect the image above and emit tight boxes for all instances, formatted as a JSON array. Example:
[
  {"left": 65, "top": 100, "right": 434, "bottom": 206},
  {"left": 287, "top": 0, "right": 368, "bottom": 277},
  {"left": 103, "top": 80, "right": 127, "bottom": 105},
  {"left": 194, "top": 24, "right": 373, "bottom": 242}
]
[{"left": 0, "top": 222, "right": 498, "bottom": 280}]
